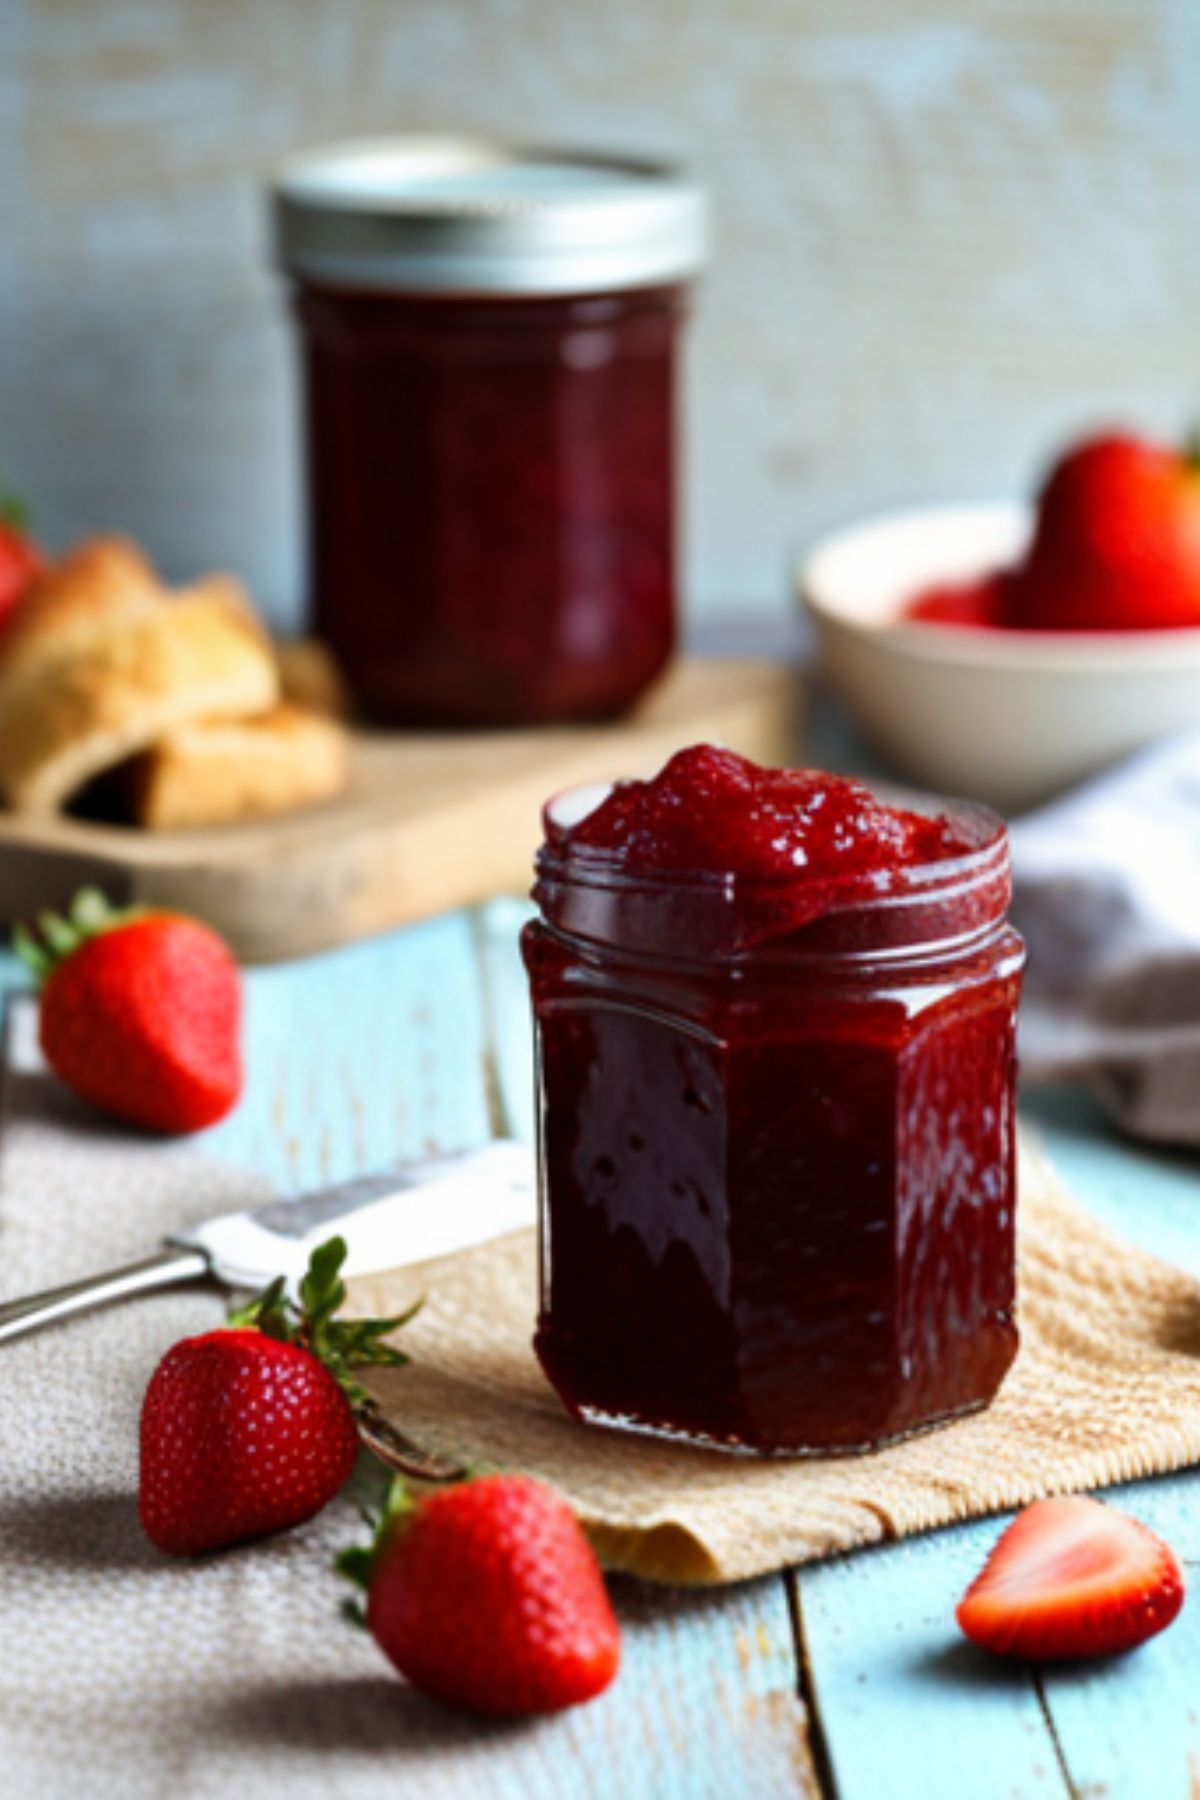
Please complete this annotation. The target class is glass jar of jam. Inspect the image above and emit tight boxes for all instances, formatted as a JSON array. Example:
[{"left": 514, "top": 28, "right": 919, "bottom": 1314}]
[
  {"left": 521, "top": 746, "right": 1025, "bottom": 1455},
  {"left": 273, "top": 138, "right": 708, "bottom": 725}
]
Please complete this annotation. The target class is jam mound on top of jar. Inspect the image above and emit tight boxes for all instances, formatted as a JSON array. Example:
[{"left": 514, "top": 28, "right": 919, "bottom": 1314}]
[
  {"left": 543, "top": 745, "right": 992, "bottom": 957},
  {"left": 559, "top": 744, "right": 973, "bottom": 880}
]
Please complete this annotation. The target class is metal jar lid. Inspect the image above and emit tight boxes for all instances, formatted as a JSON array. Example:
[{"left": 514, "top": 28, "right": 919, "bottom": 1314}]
[{"left": 272, "top": 135, "right": 708, "bottom": 296}]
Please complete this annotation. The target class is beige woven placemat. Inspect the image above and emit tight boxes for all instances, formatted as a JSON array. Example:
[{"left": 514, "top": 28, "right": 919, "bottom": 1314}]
[{"left": 350, "top": 1141, "right": 1200, "bottom": 1585}]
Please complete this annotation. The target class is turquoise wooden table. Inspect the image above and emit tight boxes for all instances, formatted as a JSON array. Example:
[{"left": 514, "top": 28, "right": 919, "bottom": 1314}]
[{"left": 3, "top": 903, "right": 1198, "bottom": 1800}]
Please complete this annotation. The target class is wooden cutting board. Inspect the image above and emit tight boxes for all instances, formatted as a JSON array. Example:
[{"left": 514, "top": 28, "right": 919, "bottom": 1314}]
[{"left": 0, "top": 658, "right": 800, "bottom": 962}]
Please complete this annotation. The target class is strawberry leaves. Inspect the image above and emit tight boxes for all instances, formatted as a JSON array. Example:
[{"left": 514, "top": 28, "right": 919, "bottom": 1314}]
[
  {"left": 336, "top": 1467, "right": 416, "bottom": 1623},
  {"left": 14, "top": 888, "right": 139, "bottom": 988},
  {"left": 228, "top": 1234, "right": 420, "bottom": 1410},
  {"left": 227, "top": 1238, "right": 457, "bottom": 1482}
]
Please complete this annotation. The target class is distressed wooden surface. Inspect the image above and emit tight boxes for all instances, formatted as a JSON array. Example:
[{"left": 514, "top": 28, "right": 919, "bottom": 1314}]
[
  {"left": 4, "top": 901, "right": 1200, "bottom": 1797},
  {"left": 5, "top": 0, "right": 1200, "bottom": 622}
]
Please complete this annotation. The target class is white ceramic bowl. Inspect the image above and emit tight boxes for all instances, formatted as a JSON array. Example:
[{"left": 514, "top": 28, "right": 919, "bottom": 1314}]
[{"left": 799, "top": 501, "right": 1200, "bottom": 813}]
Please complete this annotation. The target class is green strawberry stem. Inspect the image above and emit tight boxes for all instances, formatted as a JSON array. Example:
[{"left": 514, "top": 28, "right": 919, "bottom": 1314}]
[
  {"left": 228, "top": 1234, "right": 421, "bottom": 1412},
  {"left": 336, "top": 1467, "right": 416, "bottom": 1623},
  {"left": 13, "top": 888, "right": 140, "bottom": 988},
  {"left": 335, "top": 1437, "right": 502, "bottom": 1627},
  {"left": 355, "top": 1395, "right": 467, "bottom": 1483}
]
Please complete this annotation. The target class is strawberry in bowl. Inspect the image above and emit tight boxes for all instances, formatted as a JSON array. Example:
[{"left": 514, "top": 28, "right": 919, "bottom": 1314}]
[
  {"left": 902, "top": 429, "right": 1200, "bottom": 634},
  {"left": 801, "top": 427, "right": 1200, "bottom": 810},
  {"left": 1009, "top": 433, "right": 1200, "bottom": 632}
]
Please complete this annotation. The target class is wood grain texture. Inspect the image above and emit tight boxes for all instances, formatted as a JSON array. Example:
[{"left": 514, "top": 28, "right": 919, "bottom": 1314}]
[
  {"left": 5, "top": 0, "right": 1200, "bottom": 621},
  {"left": 1034, "top": 1475, "right": 1200, "bottom": 1800},
  {"left": 6, "top": 897, "right": 1200, "bottom": 1794},
  {"left": 792, "top": 1529, "right": 1070, "bottom": 1800},
  {"left": 0, "top": 658, "right": 801, "bottom": 960},
  {"left": 1022, "top": 1089, "right": 1200, "bottom": 1799},
  {"left": 206, "top": 910, "right": 496, "bottom": 1186}
]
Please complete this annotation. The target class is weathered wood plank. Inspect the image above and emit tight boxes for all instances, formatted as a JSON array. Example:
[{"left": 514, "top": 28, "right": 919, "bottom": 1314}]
[
  {"left": 1020, "top": 1088, "right": 1200, "bottom": 1800},
  {"left": 204, "top": 910, "right": 495, "bottom": 1188},
  {"left": 792, "top": 1526, "right": 1069, "bottom": 1800},
  {"left": 1029, "top": 1476, "right": 1200, "bottom": 1800}
]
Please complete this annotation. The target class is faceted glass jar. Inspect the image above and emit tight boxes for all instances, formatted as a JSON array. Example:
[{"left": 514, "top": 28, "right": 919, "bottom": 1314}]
[
  {"left": 294, "top": 283, "right": 686, "bottom": 725},
  {"left": 521, "top": 798, "right": 1025, "bottom": 1455}
]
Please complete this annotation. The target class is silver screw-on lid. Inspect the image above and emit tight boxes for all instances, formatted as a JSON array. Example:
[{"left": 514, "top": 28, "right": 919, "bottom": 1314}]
[{"left": 272, "top": 135, "right": 709, "bottom": 296}]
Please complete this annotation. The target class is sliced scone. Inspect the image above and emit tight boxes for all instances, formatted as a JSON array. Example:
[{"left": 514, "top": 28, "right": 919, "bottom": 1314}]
[
  {"left": 126, "top": 702, "right": 349, "bottom": 830},
  {"left": 276, "top": 636, "right": 352, "bottom": 720},
  {"left": 0, "top": 535, "right": 166, "bottom": 701},
  {"left": 0, "top": 572, "right": 279, "bottom": 815}
]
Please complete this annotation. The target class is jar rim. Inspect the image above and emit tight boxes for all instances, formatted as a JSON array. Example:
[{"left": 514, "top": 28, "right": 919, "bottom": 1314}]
[
  {"left": 538, "top": 788, "right": 1006, "bottom": 896},
  {"left": 533, "top": 788, "right": 1013, "bottom": 963},
  {"left": 273, "top": 135, "right": 709, "bottom": 295}
]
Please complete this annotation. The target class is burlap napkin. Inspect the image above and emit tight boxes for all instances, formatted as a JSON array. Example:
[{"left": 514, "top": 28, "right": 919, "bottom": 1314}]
[{"left": 350, "top": 1139, "right": 1200, "bottom": 1585}]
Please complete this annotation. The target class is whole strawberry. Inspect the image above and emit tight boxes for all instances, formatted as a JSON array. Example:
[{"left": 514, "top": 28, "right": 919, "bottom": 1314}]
[
  {"left": 1012, "top": 431, "right": 1200, "bottom": 630},
  {"left": 15, "top": 888, "right": 242, "bottom": 1133},
  {"left": 340, "top": 1472, "right": 621, "bottom": 1715},
  {"left": 140, "top": 1236, "right": 414, "bottom": 1555}
]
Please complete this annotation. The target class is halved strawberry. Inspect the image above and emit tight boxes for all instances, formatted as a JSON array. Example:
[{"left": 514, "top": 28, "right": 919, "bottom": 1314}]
[{"left": 957, "top": 1495, "right": 1185, "bottom": 1661}]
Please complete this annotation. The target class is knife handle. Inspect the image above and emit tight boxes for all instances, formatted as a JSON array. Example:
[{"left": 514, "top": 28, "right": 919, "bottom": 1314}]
[{"left": 0, "top": 1248, "right": 211, "bottom": 1345}]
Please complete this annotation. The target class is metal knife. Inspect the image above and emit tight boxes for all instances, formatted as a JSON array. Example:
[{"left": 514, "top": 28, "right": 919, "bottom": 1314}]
[{"left": 0, "top": 1139, "right": 536, "bottom": 1346}]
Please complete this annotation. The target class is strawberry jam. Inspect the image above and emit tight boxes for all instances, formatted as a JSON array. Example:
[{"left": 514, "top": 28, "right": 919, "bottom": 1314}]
[
  {"left": 276, "top": 138, "right": 707, "bottom": 726},
  {"left": 296, "top": 285, "right": 686, "bottom": 724},
  {"left": 522, "top": 747, "right": 1025, "bottom": 1454}
]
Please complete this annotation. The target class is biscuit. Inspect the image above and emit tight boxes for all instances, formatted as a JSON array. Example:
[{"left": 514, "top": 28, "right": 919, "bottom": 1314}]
[
  {"left": 0, "top": 573, "right": 280, "bottom": 814},
  {"left": 126, "top": 702, "right": 348, "bottom": 830}
]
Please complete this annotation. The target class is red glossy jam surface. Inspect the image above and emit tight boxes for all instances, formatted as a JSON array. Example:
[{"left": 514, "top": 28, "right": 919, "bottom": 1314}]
[
  {"left": 559, "top": 745, "right": 972, "bottom": 879},
  {"left": 524, "top": 749, "right": 1024, "bottom": 1454},
  {"left": 297, "top": 284, "right": 684, "bottom": 725},
  {"left": 541, "top": 747, "right": 999, "bottom": 958}
]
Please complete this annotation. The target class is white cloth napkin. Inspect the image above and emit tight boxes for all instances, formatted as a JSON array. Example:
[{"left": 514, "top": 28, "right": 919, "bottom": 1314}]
[{"left": 1010, "top": 732, "right": 1200, "bottom": 1143}]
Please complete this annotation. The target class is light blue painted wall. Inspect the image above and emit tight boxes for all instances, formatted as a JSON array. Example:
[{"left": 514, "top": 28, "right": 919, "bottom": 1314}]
[{"left": 3, "top": 0, "right": 1200, "bottom": 624}]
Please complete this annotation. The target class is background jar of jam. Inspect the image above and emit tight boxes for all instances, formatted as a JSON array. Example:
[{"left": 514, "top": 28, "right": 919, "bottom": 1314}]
[
  {"left": 522, "top": 767, "right": 1025, "bottom": 1455},
  {"left": 273, "top": 138, "right": 708, "bottom": 726}
]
